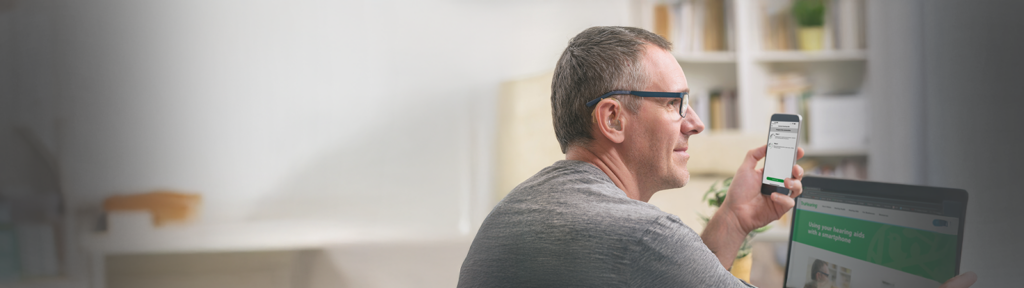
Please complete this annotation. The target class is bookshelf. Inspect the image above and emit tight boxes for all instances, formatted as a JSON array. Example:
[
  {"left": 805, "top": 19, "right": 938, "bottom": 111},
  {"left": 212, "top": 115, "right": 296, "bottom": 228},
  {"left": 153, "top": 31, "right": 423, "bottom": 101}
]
[
  {"left": 755, "top": 50, "right": 866, "bottom": 62},
  {"left": 673, "top": 51, "right": 736, "bottom": 63},
  {"left": 635, "top": 0, "right": 870, "bottom": 179}
]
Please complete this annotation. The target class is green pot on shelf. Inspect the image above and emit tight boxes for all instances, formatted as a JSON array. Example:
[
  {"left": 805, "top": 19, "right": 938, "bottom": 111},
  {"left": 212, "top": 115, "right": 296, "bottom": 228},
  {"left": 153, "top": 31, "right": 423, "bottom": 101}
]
[
  {"left": 792, "top": 0, "right": 826, "bottom": 51},
  {"left": 798, "top": 26, "right": 825, "bottom": 51}
]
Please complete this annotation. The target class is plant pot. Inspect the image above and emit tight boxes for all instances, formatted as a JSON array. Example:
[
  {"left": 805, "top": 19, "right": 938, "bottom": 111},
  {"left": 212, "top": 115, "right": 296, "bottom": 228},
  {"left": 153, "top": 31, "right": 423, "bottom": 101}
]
[
  {"left": 730, "top": 253, "right": 754, "bottom": 282},
  {"left": 798, "top": 26, "right": 825, "bottom": 51}
]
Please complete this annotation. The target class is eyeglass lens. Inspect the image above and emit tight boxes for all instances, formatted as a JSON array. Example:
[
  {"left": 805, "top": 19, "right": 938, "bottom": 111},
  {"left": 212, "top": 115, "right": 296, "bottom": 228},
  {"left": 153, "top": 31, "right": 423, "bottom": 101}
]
[{"left": 680, "top": 94, "right": 688, "bottom": 118}]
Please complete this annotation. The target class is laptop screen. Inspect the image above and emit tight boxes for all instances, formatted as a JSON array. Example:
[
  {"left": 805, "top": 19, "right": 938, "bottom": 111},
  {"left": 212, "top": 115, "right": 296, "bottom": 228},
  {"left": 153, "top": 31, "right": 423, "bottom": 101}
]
[{"left": 784, "top": 188, "right": 962, "bottom": 288}]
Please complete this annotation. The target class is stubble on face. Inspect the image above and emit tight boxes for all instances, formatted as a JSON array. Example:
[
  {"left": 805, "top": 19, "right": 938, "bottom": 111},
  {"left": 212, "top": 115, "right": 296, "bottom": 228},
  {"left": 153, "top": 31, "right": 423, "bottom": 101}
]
[
  {"left": 629, "top": 103, "right": 690, "bottom": 192},
  {"left": 626, "top": 45, "right": 692, "bottom": 194}
]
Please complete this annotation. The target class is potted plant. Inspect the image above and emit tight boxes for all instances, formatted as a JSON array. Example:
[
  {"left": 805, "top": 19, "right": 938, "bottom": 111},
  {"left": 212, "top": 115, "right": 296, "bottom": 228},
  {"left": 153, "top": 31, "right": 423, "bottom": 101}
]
[
  {"left": 702, "top": 177, "right": 771, "bottom": 282},
  {"left": 792, "top": 0, "right": 826, "bottom": 51}
]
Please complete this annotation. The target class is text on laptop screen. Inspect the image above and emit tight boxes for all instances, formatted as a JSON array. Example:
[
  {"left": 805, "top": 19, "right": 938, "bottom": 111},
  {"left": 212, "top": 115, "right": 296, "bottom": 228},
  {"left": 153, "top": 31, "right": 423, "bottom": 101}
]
[{"left": 784, "top": 189, "right": 961, "bottom": 288}]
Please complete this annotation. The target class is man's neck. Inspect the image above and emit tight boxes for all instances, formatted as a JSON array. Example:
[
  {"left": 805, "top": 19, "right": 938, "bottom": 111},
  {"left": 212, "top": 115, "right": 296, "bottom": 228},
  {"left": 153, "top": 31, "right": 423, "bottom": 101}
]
[{"left": 565, "top": 145, "right": 650, "bottom": 202}]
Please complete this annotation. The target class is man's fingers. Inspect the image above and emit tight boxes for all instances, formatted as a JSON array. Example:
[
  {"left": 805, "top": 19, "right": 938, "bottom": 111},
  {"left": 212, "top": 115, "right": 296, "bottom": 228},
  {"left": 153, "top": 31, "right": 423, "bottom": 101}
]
[
  {"left": 940, "top": 272, "right": 977, "bottom": 288},
  {"left": 771, "top": 192, "right": 795, "bottom": 209},
  {"left": 792, "top": 164, "right": 805, "bottom": 180},
  {"left": 796, "top": 147, "right": 805, "bottom": 160},
  {"left": 785, "top": 178, "right": 803, "bottom": 198},
  {"left": 741, "top": 145, "right": 768, "bottom": 170}
]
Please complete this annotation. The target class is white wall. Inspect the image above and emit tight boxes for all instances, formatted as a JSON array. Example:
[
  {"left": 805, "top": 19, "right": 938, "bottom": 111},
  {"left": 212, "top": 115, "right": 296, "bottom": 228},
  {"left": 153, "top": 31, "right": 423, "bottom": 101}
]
[
  {"left": 921, "top": 1, "right": 1024, "bottom": 286},
  {"left": 0, "top": 0, "right": 632, "bottom": 242},
  {"left": 868, "top": 1, "right": 1024, "bottom": 286},
  {"left": 0, "top": 0, "right": 61, "bottom": 196}
]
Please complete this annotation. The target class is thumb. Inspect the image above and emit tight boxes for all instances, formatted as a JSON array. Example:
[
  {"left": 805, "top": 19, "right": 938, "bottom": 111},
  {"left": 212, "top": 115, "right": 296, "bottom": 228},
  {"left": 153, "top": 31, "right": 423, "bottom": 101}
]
[
  {"left": 740, "top": 145, "right": 768, "bottom": 171},
  {"left": 772, "top": 192, "right": 795, "bottom": 209}
]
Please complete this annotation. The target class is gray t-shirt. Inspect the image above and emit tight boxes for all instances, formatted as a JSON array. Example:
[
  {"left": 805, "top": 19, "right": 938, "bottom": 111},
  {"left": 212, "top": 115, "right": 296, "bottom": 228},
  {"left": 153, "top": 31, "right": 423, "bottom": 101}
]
[{"left": 458, "top": 160, "right": 754, "bottom": 287}]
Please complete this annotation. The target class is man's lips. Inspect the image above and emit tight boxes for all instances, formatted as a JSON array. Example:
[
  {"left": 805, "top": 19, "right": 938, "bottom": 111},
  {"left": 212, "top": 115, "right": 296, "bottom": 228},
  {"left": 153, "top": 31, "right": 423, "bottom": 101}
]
[{"left": 673, "top": 146, "right": 689, "bottom": 157}]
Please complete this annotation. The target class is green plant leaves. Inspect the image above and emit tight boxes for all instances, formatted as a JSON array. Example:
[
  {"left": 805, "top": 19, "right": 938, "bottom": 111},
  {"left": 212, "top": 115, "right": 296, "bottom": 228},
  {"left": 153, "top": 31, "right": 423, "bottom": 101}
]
[{"left": 792, "top": 0, "right": 826, "bottom": 27}]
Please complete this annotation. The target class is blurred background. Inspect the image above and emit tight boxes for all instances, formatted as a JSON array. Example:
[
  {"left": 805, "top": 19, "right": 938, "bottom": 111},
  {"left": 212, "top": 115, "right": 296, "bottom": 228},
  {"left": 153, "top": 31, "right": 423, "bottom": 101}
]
[{"left": 0, "top": 0, "right": 1020, "bottom": 287}]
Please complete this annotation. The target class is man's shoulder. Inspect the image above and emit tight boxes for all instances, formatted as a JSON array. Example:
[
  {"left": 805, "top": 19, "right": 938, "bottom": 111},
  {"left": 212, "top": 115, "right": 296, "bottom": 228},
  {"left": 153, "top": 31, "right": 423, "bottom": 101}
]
[
  {"left": 473, "top": 159, "right": 691, "bottom": 255},
  {"left": 459, "top": 160, "right": 729, "bottom": 287},
  {"left": 461, "top": 161, "right": 673, "bottom": 286},
  {"left": 498, "top": 160, "right": 670, "bottom": 223}
]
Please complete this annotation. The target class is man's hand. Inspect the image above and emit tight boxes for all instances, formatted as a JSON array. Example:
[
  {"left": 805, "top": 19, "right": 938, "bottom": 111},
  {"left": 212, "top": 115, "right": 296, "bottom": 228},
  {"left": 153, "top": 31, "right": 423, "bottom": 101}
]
[
  {"left": 721, "top": 144, "right": 805, "bottom": 233},
  {"left": 940, "top": 272, "right": 977, "bottom": 288},
  {"left": 701, "top": 145, "right": 804, "bottom": 269}
]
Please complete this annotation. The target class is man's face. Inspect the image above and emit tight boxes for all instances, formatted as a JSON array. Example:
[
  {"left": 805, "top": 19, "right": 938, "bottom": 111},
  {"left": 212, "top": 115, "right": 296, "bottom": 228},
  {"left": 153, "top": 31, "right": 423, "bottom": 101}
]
[{"left": 623, "top": 45, "right": 705, "bottom": 194}]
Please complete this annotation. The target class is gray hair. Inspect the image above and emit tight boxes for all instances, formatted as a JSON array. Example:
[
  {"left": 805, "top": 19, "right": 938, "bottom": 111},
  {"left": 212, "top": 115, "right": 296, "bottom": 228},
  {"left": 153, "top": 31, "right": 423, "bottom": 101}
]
[{"left": 550, "top": 26, "right": 672, "bottom": 153}]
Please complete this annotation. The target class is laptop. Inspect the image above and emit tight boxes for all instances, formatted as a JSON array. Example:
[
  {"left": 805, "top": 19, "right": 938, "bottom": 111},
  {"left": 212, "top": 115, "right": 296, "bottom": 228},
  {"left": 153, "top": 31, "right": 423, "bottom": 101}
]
[{"left": 783, "top": 176, "right": 968, "bottom": 288}]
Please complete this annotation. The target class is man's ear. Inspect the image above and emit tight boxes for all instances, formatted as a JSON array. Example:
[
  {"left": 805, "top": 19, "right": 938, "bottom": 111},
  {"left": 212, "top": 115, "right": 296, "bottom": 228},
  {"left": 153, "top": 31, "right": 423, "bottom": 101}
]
[{"left": 593, "top": 99, "right": 626, "bottom": 144}]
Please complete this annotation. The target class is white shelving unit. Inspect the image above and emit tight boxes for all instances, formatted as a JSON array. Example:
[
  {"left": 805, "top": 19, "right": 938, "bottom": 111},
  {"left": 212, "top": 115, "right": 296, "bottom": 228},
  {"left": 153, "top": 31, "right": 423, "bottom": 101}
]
[{"left": 638, "top": 0, "right": 870, "bottom": 176}]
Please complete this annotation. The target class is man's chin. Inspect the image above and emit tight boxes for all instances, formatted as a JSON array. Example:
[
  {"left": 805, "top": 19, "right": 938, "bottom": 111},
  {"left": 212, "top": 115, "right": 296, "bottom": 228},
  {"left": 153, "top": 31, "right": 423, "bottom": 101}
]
[
  {"left": 676, "top": 165, "right": 690, "bottom": 186},
  {"left": 670, "top": 169, "right": 690, "bottom": 188},
  {"left": 678, "top": 173, "right": 690, "bottom": 187}
]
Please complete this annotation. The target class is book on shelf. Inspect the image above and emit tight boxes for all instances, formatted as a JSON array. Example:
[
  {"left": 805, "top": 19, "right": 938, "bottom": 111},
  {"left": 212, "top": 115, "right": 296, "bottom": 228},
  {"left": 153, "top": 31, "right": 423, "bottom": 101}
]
[
  {"left": 766, "top": 73, "right": 809, "bottom": 110},
  {"left": 800, "top": 157, "right": 867, "bottom": 180},
  {"left": 653, "top": 4, "right": 673, "bottom": 42},
  {"left": 759, "top": 0, "right": 866, "bottom": 51},
  {"left": 778, "top": 93, "right": 810, "bottom": 143},
  {"left": 647, "top": 0, "right": 734, "bottom": 54},
  {"left": 701, "top": 89, "right": 738, "bottom": 131},
  {"left": 766, "top": 73, "right": 810, "bottom": 142},
  {"left": 709, "top": 92, "right": 722, "bottom": 130},
  {"left": 760, "top": 0, "right": 797, "bottom": 50},
  {"left": 702, "top": 0, "right": 726, "bottom": 51},
  {"left": 692, "top": 91, "right": 710, "bottom": 127},
  {"left": 767, "top": 73, "right": 867, "bottom": 152},
  {"left": 722, "top": 89, "right": 738, "bottom": 130}
]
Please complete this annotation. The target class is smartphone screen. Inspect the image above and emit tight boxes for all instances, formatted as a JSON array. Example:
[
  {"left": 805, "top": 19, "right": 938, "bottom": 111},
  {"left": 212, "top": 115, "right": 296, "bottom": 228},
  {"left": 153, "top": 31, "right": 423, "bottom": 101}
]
[{"left": 763, "top": 120, "right": 800, "bottom": 187}]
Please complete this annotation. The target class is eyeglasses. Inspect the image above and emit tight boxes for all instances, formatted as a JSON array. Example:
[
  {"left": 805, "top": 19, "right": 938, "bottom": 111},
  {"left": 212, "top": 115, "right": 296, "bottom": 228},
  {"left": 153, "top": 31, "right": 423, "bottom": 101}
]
[
  {"left": 817, "top": 270, "right": 830, "bottom": 278},
  {"left": 585, "top": 90, "right": 689, "bottom": 119}
]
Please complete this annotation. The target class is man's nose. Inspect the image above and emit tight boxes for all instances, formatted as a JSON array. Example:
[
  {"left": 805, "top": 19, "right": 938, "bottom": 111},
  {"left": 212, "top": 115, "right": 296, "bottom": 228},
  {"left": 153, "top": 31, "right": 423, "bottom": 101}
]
[{"left": 682, "top": 106, "right": 705, "bottom": 135}]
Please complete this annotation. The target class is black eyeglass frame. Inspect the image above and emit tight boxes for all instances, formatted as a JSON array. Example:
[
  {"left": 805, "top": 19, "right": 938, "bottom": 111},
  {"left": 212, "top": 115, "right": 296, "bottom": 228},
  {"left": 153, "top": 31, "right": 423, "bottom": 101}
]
[{"left": 585, "top": 90, "right": 689, "bottom": 118}]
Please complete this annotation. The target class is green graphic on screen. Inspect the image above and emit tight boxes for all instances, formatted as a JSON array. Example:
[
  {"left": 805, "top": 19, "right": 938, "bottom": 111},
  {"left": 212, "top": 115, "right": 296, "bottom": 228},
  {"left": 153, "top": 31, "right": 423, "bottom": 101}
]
[{"left": 793, "top": 209, "right": 957, "bottom": 283}]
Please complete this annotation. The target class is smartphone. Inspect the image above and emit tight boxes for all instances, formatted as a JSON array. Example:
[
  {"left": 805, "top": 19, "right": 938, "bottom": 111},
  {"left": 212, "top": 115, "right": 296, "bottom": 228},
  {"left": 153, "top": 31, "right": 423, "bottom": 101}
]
[{"left": 761, "top": 113, "right": 802, "bottom": 195}]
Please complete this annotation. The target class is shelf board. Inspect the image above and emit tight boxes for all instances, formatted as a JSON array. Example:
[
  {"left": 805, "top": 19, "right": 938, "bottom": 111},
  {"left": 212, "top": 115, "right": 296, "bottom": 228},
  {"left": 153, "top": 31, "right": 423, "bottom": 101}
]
[
  {"left": 673, "top": 51, "right": 736, "bottom": 63},
  {"left": 802, "top": 145, "right": 868, "bottom": 157},
  {"left": 81, "top": 221, "right": 459, "bottom": 255},
  {"left": 755, "top": 50, "right": 867, "bottom": 62}
]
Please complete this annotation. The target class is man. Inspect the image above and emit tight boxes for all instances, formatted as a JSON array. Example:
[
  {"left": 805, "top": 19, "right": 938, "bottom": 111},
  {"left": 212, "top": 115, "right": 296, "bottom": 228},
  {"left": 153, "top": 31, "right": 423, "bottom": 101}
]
[{"left": 458, "top": 26, "right": 976, "bottom": 287}]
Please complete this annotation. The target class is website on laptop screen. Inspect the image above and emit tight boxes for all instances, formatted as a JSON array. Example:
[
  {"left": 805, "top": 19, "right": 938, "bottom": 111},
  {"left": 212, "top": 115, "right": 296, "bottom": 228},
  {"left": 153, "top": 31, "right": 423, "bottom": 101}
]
[{"left": 785, "top": 190, "right": 960, "bottom": 288}]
